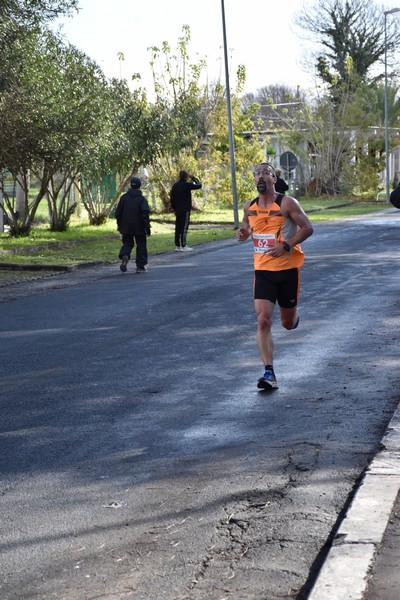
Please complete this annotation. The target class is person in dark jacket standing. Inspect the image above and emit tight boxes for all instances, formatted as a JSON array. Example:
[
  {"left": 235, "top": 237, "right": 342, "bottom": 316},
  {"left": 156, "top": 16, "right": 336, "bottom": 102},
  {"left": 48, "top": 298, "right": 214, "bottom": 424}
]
[
  {"left": 390, "top": 182, "right": 400, "bottom": 208},
  {"left": 274, "top": 168, "right": 289, "bottom": 194},
  {"left": 115, "top": 176, "right": 151, "bottom": 273},
  {"left": 170, "top": 170, "right": 202, "bottom": 252}
]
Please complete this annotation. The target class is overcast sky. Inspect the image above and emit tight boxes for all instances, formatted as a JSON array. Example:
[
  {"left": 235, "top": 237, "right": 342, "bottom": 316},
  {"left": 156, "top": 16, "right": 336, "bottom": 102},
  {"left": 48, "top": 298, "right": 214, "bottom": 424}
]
[
  {"left": 54, "top": 0, "right": 316, "bottom": 94},
  {"left": 54, "top": 0, "right": 400, "bottom": 95}
]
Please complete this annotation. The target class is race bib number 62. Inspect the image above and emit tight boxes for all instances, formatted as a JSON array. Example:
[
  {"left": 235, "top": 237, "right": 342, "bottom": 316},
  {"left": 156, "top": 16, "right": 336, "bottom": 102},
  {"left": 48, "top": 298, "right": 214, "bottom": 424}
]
[{"left": 253, "top": 233, "right": 275, "bottom": 254}]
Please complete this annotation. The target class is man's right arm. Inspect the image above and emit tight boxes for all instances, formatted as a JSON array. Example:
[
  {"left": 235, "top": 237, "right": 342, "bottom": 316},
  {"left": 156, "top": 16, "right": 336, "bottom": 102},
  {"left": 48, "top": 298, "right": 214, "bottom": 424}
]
[
  {"left": 236, "top": 201, "right": 252, "bottom": 241},
  {"left": 170, "top": 187, "right": 176, "bottom": 210},
  {"left": 141, "top": 197, "right": 151, "bottom": 235},
  {"left": 115, "top": 199, "right": 123, "bottom": 228},
  {"left": 188, "top": 175, "right": 202, "bottom": 189}
]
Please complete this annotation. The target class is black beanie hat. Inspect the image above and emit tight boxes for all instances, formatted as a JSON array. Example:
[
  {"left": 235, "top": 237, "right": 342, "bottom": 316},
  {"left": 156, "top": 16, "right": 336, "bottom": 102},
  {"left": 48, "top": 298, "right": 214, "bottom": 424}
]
[{"left": 130, "top": 177, "right": 141, "bottom": 189}]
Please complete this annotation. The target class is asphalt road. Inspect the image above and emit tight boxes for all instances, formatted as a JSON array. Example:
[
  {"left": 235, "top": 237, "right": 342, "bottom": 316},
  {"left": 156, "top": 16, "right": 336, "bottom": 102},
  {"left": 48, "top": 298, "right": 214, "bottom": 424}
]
[{"left": 1, "top": 210, "right": 400, "bottom": 600}]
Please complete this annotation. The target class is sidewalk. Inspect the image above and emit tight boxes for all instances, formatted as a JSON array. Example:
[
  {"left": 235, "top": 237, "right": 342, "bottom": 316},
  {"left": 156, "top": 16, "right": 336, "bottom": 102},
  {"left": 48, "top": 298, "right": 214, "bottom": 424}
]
[
  {"left": 308, "top": 408, "right": 400, "bottom": 599},
  {"left": 363, "top": 489, "right": 400, "bottom": 600}
]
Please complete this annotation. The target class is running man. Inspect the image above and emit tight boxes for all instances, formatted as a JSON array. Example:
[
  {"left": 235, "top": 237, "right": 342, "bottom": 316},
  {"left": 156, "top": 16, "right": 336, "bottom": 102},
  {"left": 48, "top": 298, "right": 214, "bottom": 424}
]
[{"left": 237, "top": 162, "right": 314, "bottom": 389}]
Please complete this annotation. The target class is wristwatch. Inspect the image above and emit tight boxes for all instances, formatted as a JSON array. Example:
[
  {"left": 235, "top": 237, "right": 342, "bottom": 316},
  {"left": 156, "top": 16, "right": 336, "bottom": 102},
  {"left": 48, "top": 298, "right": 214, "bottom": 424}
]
[{"left": 283, "top": 242, "right": 291, "bottom": 252}]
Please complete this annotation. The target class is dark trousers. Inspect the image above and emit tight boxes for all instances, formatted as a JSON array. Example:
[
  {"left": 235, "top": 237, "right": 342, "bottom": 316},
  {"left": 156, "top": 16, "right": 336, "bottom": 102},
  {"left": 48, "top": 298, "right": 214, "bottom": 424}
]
[
  {"left": 119, "top": 233, "right": 148, "bottom": 268},
  {"left": 175, "top": 211, "right": 190, "bottom": 247}
]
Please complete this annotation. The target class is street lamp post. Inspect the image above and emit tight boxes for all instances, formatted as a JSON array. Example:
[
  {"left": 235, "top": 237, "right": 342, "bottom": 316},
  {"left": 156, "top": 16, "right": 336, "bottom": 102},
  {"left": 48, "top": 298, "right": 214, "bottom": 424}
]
[
  {"left": 220, "top": 0, "right": 239, "bottom": 228},
  {"left": 384, "top": 8, "right": 400, "bottom": 203}
]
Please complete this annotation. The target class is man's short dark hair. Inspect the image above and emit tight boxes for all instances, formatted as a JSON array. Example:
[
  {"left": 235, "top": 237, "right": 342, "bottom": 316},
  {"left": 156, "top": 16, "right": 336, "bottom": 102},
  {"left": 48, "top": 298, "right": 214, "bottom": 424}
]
[{"left": 254, "top": 162, "right": 276, "bottom": 176}]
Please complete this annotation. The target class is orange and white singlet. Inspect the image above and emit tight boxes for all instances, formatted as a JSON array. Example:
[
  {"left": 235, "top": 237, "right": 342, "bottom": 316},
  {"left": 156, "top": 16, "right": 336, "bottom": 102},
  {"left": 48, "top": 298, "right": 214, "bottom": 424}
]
[{"left": 247, "top": 195, "right": 304, "bottom": 272}]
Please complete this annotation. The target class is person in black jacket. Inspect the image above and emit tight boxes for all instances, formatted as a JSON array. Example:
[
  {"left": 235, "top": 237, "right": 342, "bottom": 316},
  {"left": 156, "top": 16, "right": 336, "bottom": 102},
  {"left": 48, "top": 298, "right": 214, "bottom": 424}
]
[
  {"left": 274, "top": 168, "right": 289, "bottom": 194},
  {"left": 115, "top": 176, "right": 151, "bottom": 273},
  {"left": 170, "top": 170, "right": 202, "bottom": 251},
  {"left": 390, "top": 182, "right": 400, "bottom": 208}
]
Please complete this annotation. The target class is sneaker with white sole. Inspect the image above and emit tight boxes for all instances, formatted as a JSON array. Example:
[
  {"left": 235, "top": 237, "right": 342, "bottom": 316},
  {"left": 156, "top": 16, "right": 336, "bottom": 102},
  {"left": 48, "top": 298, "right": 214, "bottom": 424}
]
[
  {"left": 175, "top": 246, "right": 182, "bottom": 252},
  {"left": 136, "top": 266, "right": 148, "bottom": 273},
  {"left": 120, "top": 255, "right": 129, "bottom": 272},
  {"left": 257, "top": 368, "right": 278, "bottom": 390},
  {"left": 180, "top": 246, "right": 193, "bottom": 252}
]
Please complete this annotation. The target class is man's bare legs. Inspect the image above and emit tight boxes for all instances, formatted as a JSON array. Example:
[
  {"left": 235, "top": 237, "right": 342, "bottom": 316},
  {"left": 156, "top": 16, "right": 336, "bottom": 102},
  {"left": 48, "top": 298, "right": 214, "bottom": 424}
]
[
  {"left": 255, "top": 299, "right": 275, "bottom": 366},
  {"left": 255, "top": 301, "right": 300, "bottom": 361},
  {"left": 280, "top": 306, "right": 299, "bottom": 330},
  {"left": 255, "top": 300, "right": 299, "bottom": 389}
]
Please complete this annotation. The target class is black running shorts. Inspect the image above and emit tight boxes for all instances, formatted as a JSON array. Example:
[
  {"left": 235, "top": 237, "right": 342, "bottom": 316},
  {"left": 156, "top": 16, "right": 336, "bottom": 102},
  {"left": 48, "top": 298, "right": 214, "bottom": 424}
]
[{"left": 254, "top": 268, "right": 300, "bottom": 308}]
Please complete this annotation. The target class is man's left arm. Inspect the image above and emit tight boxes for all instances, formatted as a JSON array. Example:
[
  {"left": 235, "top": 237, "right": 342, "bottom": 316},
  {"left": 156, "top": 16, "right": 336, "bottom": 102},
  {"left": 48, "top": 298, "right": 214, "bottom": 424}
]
[
  {"left": 141, "top": 197, "right": 151, "bottom": 235},
  {"left": 115, "top": 198, "right": 123, "bottom": 231},
  {"left": 279, "top": 197, "right": 313, "bottom": 251}
]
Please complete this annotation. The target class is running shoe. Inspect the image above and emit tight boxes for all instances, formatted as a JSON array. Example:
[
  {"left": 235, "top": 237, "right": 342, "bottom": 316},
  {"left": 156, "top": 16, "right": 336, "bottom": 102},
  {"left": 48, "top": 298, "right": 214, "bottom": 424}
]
[
  {"left": 136, "top": 266, "right": 148, "bottom": 273},
  {"left": 120, "top": 255, "right": 129, "bottom": 272},
  {"left": 257, "top": 368, "right": 278, "bottom": 390},
  {"left": 181, "top": 246, "right": 193, "bottom": 252},
  {"left": 175, "top": 246, "right": 182, "bottom": 252}
]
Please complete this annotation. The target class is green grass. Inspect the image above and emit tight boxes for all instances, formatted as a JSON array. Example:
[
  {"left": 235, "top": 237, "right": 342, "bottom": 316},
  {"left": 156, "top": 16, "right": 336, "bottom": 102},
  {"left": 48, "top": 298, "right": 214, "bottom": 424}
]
[
  {"left": 0, "top": 199, "right": 392, "bottom": 268},
  {"left": 299, "top": 198, "right": 390, "bottom": 219}
]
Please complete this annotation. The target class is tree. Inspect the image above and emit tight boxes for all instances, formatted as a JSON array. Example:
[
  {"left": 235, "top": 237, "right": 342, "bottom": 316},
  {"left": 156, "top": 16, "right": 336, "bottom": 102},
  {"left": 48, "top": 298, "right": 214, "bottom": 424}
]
[
  {"left": 295, "top": 0, "right": 400, "bottom": 95},
  {"left": 0, "top": 0, "right": 78, "bottom": 89},
  {"left": 144, "top": 27, "right": 265, "bottom": 210},
  {"left": 144, "top": 26, "right": 209, "bottom": 210},
  {"left": 297, "top": 98, "right": 353, "bottom": 196},
  {"left": 348, "top": 81, "right": 400, "bottom": 194},
  {"left": 243, "top": 84, "right": 304, "bottom": 131},
  {"left": 77, "top": 83, "right": 168, "bottom": 225},
  {"left": 0, "top": 28, "right": 117, "bottom": 233},
  {"left": 1, "top": 23, "right": 196, "bottom": 233},
  {"left": 284, "top": 0, "right": 400, "bottom": 196},
  {"left": 0, "top": 0, "right": 78, "bottom": 96},
  {"left": 0, "top": 0, "right": 78, "bottom": 23},
  {"left": 200, "top": 69, "right": 265, "bottom": 207},
  {"left": 0, "top": 1, "right": 79, "bottom": 234},
  {"left": 282, "top": 76, "right": 388, "bottom": 197}
]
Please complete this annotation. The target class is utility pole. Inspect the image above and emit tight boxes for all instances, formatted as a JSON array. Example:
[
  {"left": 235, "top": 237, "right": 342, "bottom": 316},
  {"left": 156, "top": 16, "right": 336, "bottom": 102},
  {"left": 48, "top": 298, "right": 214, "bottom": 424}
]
[
  {"left": 384, "top": 8, "right": 400, "bottom": 203},
  {"left": 220, "top": 0, "right": 239, "bottom": 228}
]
